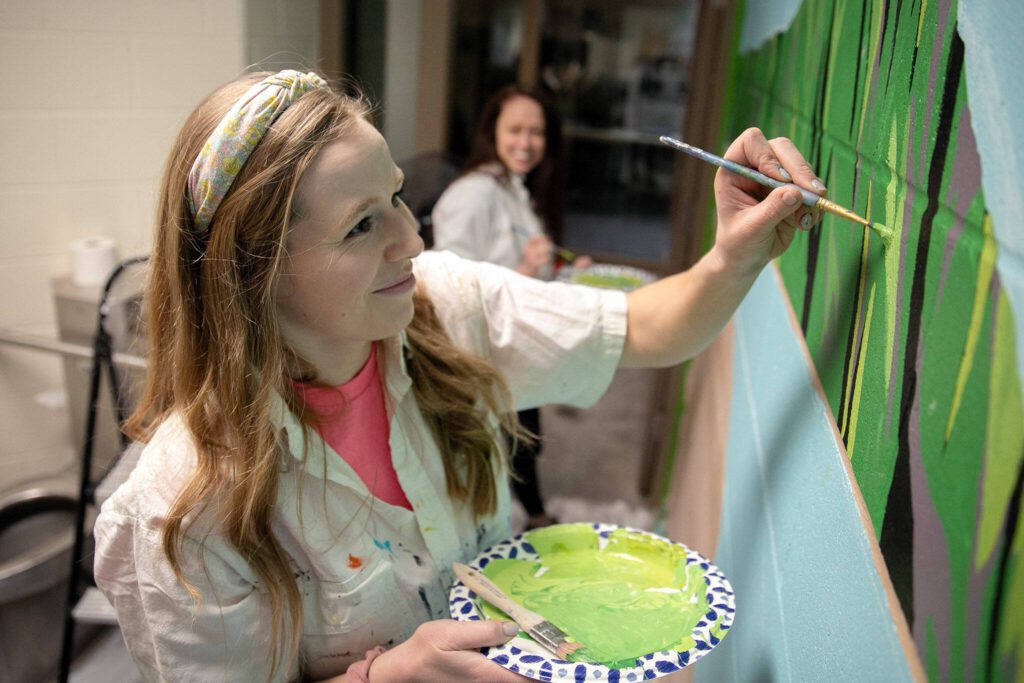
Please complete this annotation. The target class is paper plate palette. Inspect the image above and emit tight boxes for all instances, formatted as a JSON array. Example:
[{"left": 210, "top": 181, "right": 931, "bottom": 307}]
[
  {"left": 449, "top": 523, "right": 735, "bottom": 682},
  {"left": 557, "top": 263, "right": 657, "bottom": 292}
]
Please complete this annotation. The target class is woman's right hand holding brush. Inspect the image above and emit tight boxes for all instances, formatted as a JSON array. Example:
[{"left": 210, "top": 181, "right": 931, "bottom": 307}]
[
  {"left": 711, "top": 127, "right": 826, "bottom": 276},
  {"left": 620, "top": 127, "right": 825, "bottom": 369}
]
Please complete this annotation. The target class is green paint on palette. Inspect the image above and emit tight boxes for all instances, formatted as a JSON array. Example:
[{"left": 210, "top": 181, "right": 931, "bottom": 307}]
[{"left": 476, "top": 524, "right": 710, "bottom": 668}]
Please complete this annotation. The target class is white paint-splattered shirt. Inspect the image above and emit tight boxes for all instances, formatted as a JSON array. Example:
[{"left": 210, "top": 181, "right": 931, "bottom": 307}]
[{"left": 93, "top": 250, "right": 626, "bottom": 681}]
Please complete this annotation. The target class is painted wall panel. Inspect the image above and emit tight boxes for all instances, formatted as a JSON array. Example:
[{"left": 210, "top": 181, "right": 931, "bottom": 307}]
[
  {"left": 697, "top": 267, "right": 916, "bottom": 682},
  {"left": 957, "top": 0, "right": 1024, "bottom": 406},
  {"left": 717, "top": 0, "right": 1024, "bottom": 680}
]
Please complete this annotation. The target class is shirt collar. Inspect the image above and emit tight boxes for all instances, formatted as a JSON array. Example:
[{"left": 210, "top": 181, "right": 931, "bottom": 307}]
[{"left": 271, "top": 331, "right": 414, "bottom": 481}]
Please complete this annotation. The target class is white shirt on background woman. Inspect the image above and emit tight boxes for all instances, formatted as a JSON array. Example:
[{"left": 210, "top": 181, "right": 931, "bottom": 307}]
[{"left": 431, "top": 164, "right": 554, "bottom": 280}]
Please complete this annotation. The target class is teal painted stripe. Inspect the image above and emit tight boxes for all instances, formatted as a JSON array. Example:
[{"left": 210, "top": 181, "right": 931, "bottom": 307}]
[{"left": 695, "top": 268, "right": 916, "bottom": 682}]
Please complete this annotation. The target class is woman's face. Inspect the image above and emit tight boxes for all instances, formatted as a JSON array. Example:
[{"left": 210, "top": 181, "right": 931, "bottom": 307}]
[
  {"left": 275, "top": 118, "right": 423, "bottom": 382},
  {"left": 494, "top": 95, "right": 546, "bottom": 176}
]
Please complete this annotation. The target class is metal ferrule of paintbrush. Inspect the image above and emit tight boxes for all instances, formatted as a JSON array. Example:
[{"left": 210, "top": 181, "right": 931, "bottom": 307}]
[
  {"left": 452, "top": 562, "right": 589, "bottom": 662},
  {"left": 529, "top": 620, "right": 584, "bottom": 660}
]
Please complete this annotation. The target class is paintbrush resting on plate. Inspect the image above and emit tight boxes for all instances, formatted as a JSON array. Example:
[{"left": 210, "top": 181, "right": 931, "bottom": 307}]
[{"left": 452, "top": 562, "right": 590, "bottom": 662}]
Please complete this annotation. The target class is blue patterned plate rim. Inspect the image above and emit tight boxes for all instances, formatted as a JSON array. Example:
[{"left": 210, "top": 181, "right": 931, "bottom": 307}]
[{"left": 448, "top": 522, "right": 735, "bottom": 682}]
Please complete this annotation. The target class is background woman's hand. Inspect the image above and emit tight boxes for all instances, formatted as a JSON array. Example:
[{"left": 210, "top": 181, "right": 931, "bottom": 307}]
[
  {"left": 710, "top": 127, "right": 825, "bottom": 276},
  {"left": 570, "top": 254, "right": 593, "bottom": 269},
  {"left": 367, "top": 619, "right": 528, "bottom": 682},
  {"left": 517, "top": 234, "right": 554, "bottom": 277}
]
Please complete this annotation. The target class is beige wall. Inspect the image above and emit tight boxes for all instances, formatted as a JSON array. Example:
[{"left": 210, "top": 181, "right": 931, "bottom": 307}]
[
  {"left": 382, "top": 0, "right": 453, "bottom": 162},
  {"left": 246, "top": 0, "right": 319, "bottom": 72},
  {"left": 0, "top": 0, "right": 318, "bottom": 491}
]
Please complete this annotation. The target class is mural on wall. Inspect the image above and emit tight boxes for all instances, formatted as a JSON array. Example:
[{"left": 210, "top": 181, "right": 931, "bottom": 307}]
[{"left": 723, "top": 0, "right": 1023, "bottom": 680}]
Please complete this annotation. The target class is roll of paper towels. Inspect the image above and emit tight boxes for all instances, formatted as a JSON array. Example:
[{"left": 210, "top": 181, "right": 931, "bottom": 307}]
[{"left": 70, "top": 236, "right": 119, "bottom": 288}]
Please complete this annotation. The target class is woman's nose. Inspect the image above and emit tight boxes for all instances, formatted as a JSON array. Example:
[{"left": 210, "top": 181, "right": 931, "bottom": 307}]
[{"left": 385, "top": 205, "right": 424, "bottom": 261}]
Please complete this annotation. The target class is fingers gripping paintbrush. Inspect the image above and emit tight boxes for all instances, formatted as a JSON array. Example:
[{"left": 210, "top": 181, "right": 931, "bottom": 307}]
[
  {"left": 659, "top": 135, "right": 889, "bottom": 242},
  {"left": 452, "top": 563, "right": 589, "bottom": 662}
]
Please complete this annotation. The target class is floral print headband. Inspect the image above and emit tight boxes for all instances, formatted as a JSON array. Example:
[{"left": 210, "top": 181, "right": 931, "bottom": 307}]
[{"left": 186, "top": 70, "right": 328, "bottom": 234}]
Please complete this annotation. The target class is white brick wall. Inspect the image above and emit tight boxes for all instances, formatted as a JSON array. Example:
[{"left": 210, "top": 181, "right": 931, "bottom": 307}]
[
  {"left": 0, "top": 0, "right": 254, "bottom": 488},
  {"left": 0, "top": 0, "right": 247, "bottom": 325}
]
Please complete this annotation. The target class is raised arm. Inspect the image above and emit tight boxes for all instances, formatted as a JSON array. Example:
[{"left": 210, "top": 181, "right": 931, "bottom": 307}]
[{"left": 620, "top": 128, "right": 825, "bottom": 368}]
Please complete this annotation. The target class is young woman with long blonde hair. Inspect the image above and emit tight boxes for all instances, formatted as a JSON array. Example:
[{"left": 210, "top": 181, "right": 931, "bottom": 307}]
[{"left": 94, "top": 70, "right": 824, "bottom": 682}]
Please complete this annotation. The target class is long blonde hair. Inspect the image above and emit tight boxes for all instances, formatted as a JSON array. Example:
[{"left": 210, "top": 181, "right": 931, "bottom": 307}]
[{"left": 126, "top": 72, "right": 519, "bottom": 676}]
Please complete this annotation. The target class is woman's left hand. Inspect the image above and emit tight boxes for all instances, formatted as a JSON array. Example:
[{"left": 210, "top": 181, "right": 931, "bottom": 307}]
[
  {"left": 710, "top": 127, "right": 825, "bottom": 276},
  {"left": 570, "top": 255, "right": 593, "bottom": 269}
]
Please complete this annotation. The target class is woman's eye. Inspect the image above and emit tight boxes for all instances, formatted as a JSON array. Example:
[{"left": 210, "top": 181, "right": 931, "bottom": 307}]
[{"left": 348, "top": 216, "right": 375, "bottom": 238}]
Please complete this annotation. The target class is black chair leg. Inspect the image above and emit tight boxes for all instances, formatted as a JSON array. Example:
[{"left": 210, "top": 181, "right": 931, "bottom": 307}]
[{"left": 57, "top": 330, "right": 106, "bottom": 683}]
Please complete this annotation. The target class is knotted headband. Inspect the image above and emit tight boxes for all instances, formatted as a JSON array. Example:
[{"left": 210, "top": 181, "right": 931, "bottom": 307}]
[{"left": 187, "top": 70, "right": 329, "bottom": 234}]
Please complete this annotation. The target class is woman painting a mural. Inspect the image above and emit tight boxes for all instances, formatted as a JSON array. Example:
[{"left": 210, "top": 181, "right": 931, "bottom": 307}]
[
  {"left": 92, "top": 70, "right": 824, "bottom": 681},
  {"left": 431, "top": 85, "right": 589, "bottom": 530}
]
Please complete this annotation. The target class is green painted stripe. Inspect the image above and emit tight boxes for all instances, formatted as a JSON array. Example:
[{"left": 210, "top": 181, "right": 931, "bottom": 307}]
[
  {"left": 975, "top": 287, "right": 1024, "bottom": 568},
  {"left": 848, "top": 281, "right": 877, "bottom": 459},
  {"left": 947, "top": 214, "right": 997, "bottom": 442},
  {"left": 856, "top": 0, "right": 886, "bottom": 150}
]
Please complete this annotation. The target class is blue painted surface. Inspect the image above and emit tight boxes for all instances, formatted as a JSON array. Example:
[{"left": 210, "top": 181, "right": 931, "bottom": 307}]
[
  {"left": 738, "top": 0, "right": 803, "bottom": 53},
  {"left": 695, "top": 269, "right": 915, "bottom": 682},
  {"left": 959, "top": 0, "right": 1024, "bottom": 406}
]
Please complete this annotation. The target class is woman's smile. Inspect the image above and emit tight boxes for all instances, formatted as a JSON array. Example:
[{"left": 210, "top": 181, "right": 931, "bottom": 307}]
[{"left": 373, "top": 272, "right": 416, "bottom": 295}]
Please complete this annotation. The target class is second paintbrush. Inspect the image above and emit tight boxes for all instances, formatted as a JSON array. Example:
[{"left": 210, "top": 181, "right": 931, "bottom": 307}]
[
  {"left": 659, "top": 135, "right": 870, "bottom": 227},
  {"left": 452, "top": 562, "right": 591, "bottom": 662}
]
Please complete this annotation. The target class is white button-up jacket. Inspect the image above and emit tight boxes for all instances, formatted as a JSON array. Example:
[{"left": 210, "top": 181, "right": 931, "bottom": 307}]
[{"left": 93, "top": 250, "right": 626, "bottom": 681}]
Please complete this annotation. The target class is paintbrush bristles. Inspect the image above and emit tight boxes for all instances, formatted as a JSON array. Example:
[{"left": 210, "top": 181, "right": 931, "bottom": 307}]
[{"left": 556, "top": 640, "right": 585, "bottom": 660}]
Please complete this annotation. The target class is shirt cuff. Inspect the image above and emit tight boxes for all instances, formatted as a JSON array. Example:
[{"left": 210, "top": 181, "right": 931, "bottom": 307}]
[{"left": 575, "top": 288, "right": 629, "bottom": 408}]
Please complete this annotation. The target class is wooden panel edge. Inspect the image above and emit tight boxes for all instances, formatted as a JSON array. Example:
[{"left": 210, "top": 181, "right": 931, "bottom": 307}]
[{"left": 769, "top": 262, "right": 926, "bottom": 682}]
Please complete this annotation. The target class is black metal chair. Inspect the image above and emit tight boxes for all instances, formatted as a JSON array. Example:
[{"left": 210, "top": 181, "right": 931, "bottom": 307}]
[{"left": 57, "top": 256, "right": 148, "bottom": 683}]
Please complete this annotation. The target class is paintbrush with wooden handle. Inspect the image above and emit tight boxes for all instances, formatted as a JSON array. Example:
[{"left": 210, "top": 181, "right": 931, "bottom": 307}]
[{"left": 452, "top": 562, "right": 590, "bottom": 662}]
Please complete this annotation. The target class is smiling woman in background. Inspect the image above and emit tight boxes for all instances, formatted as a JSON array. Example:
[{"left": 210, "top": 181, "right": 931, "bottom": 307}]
[
  {"left": 432, "top": 85, "right": 590, "bottom": 529},
  {"left": 92, "top": 70, "right": 823, "bottom": 682},
  {"left": 433, "top": 85, "right": 576, "bottom": 279}
]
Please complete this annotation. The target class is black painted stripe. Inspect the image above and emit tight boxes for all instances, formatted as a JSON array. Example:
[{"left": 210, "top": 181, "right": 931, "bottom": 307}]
[
  {"left": 801, "top": 4, "right": 838, "bottom": 332},
  {"left": 881, "top": 27, "right": 965, "bottom": 628},
  {"left": 850, "top": 1, "right": 870, "bottom": 138},
  {"left": 838, "top": 233, "right": 867, "bottom": 441},
  {"left": 884, "top": 0, "right": 906, "bottom": 88},
  {"left": 986, "top": 443, "right": 1024, "bottom": 681}
]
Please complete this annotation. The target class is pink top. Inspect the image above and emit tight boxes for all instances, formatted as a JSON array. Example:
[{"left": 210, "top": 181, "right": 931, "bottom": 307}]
[{"left": 291, "top": 345, "right": 412, "bottom": 510}]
